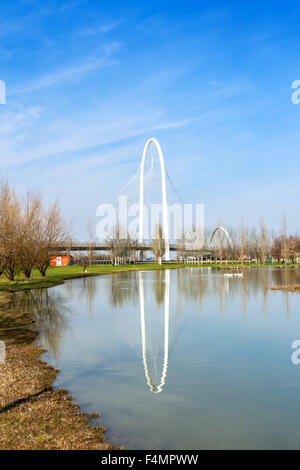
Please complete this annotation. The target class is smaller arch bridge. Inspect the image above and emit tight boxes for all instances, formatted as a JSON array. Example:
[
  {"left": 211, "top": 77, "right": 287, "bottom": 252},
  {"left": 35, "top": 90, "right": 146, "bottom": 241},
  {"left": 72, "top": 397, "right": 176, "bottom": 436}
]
[{"left": 210, "top": 226, "right": 233, "bottom": 249}]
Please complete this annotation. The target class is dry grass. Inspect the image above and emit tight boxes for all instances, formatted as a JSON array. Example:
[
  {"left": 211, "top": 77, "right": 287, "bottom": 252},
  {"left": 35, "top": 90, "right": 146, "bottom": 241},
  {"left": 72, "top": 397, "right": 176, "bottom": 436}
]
[
  {"left": 0, "top": 293, "right": 115, "bottom": 450},
  {"left": 270, "top": 284, "right": 300, "bottom": 292},
  {"left": 0, "top": 343, "right": 56, "bottom": 409},
  {"left": 0, "top": 389, "right": 114, "bottom": 450}
]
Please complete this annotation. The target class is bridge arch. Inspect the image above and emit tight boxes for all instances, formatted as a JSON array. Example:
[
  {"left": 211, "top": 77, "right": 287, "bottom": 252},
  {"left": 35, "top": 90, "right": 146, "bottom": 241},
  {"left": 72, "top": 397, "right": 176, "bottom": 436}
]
[
  {"left": 210, "top": 225, "right": 233, "bottom": 249},
  {"left": 139, "top": 138, "right": 170, "bottom": 261}
]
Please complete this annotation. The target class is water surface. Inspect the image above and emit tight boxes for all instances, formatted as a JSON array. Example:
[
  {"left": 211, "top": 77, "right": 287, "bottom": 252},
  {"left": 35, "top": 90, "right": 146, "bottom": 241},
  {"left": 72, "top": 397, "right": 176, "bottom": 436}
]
[{"left": 14, "top": 267, "right": 300, "bottom": 449}]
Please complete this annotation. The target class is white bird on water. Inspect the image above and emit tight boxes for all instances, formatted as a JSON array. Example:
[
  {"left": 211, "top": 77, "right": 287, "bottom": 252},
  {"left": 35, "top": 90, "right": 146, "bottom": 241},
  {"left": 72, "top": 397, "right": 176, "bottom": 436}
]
[{"left": 224, "top": 273, "right": 243, "bottom": 278}]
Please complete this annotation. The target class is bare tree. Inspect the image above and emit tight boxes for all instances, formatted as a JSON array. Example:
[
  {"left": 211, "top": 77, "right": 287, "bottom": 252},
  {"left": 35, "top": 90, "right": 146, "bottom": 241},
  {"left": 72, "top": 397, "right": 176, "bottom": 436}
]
[
  {"left": 259, "top": 218, "right": 268, "bottom": 264},
  {"left": 271, "top": 232, "right": 299, "bottom": 264},
  {"left": 87, "top": 218, "right": 95, "bottom": 266},
  {"left": 36, "top": 202, "right": 68, "bottom": 276},
  {"left": 0, "top": 181, "right": 22, "bottom": 280},
  {"left": 18, "top": 192, "right": 43, "bottom": 278},
  {"left": 151, "top": 224, "right": 166, "bottom": 264},
  {"left": 271, "top": 236, "right": 282, "bottom": 263},
  {"left": 238, "top": 221, "right": 248, "bottom": 264},
  {"left": 73, "top": 253, "right": 89, "bottom": 272},
  {"left": 176, "top": 234, "right": 189, "bottom": 261},
  {"left": 287, "top": 236, "right": 297, "bottom": 263},
  {"left": 249, "top": 227, "right": 259, "bottom": 263},
  {"left": 280, "top": 215, "right": 289, "bottom": 264},
  {"left": 216, "top": 228, "right": 225, "bottom": 264},
  {"left": 106, "top": 226, "right": 136, "bottom": 263},
  {"left": 0, "top": 182, "right": 68, "bottom": 280}
]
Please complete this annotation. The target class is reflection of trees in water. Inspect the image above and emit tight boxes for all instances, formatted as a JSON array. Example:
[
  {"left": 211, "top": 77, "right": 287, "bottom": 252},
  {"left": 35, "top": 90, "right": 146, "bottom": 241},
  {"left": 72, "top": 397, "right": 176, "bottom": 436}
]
[
  {"left": 108, "top": 271, "right": 168, "bottom": 309},
  {"left": 153, "top": 270, "right": 166, "bottom": 307},
  {"left": 261, "top": 268, "right": 268, "bottom": 316},
  {"left": 271, "top": 267, "right": 300, "bottom": 286},
  {"left": 109, "top": 272, "right": 139, "bottom": 307},
  {"left": 105, "top": 267, "right": 298, "bottom": 319},
  {"left": 64, "top": 277, "right": 98, "bottom": 317},
  {"left": 177, "top": 268, "right": 250, "bottom": 317},
  {"left": 163, "top": 267, "right": 297, "bottom": 318},
  {"left": 12, "top": 289, "right": 69, "bottom": 360},
  {"left": 270, "top": 267, "right": 300, "bottom": 320},
  {"left": 176, "top": 268, "right": 208, "bottom": 316},
  {"left": 80, "top": 277, "right": 97, "bottom": 316}
]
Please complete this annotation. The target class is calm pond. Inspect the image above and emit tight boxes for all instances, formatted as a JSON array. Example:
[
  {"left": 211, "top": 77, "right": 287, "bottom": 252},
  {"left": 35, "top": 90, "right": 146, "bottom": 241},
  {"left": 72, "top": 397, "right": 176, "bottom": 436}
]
[{"left": 14, "top": 267, "right": 300, "bottom": 449}]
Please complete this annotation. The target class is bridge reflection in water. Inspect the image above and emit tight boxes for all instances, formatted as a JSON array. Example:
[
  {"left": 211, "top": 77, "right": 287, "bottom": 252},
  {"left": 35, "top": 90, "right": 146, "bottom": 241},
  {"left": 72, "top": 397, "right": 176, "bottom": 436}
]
[{"left": 139, "top": 270, "right": 170, "bottom": 393}]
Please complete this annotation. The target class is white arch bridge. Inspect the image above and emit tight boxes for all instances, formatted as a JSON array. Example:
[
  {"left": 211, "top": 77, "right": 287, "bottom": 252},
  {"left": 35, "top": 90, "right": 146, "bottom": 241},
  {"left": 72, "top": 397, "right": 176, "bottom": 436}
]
[{"left": 56, "top": 138, "right": 233, "bottom": 258}]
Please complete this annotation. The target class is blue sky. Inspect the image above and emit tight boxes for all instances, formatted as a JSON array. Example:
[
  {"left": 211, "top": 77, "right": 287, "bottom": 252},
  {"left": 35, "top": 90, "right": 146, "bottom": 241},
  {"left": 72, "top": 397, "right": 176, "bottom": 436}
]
[{"left": 0, "top": 0, "right": 300, "bottom": 237}]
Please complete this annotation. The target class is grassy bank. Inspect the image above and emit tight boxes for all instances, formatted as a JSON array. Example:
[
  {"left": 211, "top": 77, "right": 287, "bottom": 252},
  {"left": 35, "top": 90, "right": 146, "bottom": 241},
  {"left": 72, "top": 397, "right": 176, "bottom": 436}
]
[
  {"left": 0, "top": 263, "right": 181, "bottom": 291},
  {"left": 0, "top": 293, "right": 115, "bottom": 450},
  {"left": 0, "top": 262, "right": 299, "bottom": 292}
]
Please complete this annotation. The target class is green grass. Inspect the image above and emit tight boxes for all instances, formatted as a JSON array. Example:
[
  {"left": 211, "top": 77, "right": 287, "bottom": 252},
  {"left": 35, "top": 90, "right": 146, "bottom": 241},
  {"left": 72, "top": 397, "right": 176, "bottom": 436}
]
[
  {"left": 0, "top": 262, "right": 298, "bottom": 292},
  {"left": 0, "top": 263, "right": 182, "bottom": 291}
]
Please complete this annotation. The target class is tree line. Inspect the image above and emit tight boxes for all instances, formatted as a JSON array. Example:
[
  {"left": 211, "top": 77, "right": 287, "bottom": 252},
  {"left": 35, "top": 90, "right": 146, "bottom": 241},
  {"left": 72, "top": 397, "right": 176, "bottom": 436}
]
[
  {"left": 0, "top": 181, "right": 67, "bottom": 280},
  {"left": 1, "top": 178, "right": 298, "bottom": 277},
  {"left": 178, "top": 218, "right": 300, "bottom": 264},
  {"left": 100, "top": 220, "right": 300, "bottom": 264}
]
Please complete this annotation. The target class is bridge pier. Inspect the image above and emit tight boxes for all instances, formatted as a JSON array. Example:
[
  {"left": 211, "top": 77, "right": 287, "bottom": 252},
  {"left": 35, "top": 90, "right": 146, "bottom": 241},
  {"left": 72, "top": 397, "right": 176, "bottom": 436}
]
[{"left": 138, "top": 249, "right": 144, "bottom": 262}]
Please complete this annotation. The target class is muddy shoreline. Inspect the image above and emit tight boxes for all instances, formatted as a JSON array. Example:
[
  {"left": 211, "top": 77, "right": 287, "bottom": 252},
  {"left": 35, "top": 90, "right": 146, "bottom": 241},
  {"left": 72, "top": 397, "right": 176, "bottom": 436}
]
[
  {"left": 0, "top": 293, "right": 116, "bottom": 450},
  {"left": 270, "top": 284, "right": 300, "bottom": 292}
]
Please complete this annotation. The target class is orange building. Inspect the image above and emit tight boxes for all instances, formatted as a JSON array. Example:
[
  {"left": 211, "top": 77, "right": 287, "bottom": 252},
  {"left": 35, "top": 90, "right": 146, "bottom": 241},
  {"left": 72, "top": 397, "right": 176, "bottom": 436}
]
[{"left": 49, "top": 255, "right": 69, "bottom": 267}]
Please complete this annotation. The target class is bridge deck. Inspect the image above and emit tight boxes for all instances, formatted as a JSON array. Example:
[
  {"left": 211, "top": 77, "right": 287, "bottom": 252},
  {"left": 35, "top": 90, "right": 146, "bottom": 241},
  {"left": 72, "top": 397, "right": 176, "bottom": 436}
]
[{"left": 56, "top": 243, "right": 178, "bottom": 252}]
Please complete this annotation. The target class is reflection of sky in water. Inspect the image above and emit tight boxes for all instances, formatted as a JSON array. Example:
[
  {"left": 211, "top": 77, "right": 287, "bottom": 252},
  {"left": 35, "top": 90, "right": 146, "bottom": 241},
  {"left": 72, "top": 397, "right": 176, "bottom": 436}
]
[{"left": 15, "top": 268, "right": 300, "bottom": 449}]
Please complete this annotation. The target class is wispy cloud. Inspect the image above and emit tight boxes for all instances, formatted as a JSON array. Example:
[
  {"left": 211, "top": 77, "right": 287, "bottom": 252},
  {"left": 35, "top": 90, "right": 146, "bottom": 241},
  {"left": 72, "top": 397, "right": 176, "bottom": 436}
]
[
  {"left": 0, "top": 107, "right": 207, "bottom": 168},
  {"left": 0, "top": 5, "right": 59, "bottom": 39},
  {"left": 10, "top": 42, "right": 122, "bottom": 95},
  {"left": 81, "top": 21, "right": 121, "bottom": 35}
]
